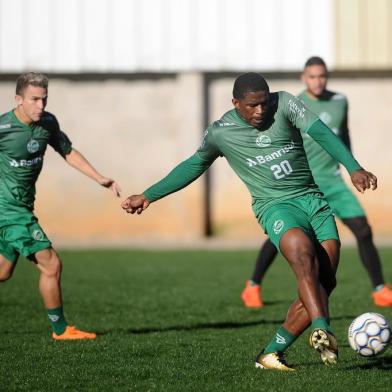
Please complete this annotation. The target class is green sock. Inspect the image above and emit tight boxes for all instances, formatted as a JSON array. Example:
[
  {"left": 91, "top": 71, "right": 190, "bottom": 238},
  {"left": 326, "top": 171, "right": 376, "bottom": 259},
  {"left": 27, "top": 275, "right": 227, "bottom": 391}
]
[
  {"left": 47, "top": 306, "right": 68, "bottom": 335},
  {"left": 311, "top": 316, "right": 332, "bottom": 333},
  {"left": 264, "top": 326, "right": 297, "bottom": 354}
]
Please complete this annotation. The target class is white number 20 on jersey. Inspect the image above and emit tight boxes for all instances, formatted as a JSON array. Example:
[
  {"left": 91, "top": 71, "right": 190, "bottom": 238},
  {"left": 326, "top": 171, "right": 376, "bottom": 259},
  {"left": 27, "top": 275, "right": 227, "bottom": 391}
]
[{"left": 270, "top": 160, "right": 293, "bottom": 179}]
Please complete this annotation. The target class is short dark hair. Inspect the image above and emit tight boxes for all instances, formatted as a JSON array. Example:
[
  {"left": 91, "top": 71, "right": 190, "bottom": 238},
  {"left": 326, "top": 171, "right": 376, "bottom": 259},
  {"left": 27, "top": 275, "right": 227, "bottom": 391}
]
[
  {"left": 304, "top": 56, "right": 327, "bottom": 69},
  {"left": 16, "top": 72, "right": 49, "bottom": 96},
  {"left": 233, "top": 72, "right": 269, "bottom": 99}
]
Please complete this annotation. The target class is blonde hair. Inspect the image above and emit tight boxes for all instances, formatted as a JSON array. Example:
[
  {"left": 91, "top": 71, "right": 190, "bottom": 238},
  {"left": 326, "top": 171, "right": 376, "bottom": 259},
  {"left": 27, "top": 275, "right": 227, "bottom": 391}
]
[{"left": 16, "top": 72, "right": 49, "bottom": 96}]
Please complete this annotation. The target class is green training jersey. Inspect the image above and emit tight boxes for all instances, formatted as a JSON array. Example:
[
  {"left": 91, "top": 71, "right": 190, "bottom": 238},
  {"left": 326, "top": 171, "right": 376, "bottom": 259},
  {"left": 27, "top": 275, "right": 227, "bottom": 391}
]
[
  {"left": 298, "top": 90, "right": 350, "bottom": 186},
  {"left": 0, "top": 110, "right": 72, "bottom": 213},
  {"left": 198, "top": 91, "right": 320, "bottom": 214}
]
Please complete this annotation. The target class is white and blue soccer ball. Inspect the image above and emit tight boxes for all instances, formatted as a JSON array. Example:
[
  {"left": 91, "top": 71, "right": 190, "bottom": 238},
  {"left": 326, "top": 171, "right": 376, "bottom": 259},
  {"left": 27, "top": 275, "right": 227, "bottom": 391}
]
[{"left": 348, "top": 312, "right": 391, "bottom": 357}]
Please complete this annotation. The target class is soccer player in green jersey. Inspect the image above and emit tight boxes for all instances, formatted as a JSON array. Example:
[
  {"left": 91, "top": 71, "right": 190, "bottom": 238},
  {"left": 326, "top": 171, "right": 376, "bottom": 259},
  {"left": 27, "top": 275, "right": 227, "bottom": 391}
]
[
  {"left": 121, "top": 72, "right": 377, "bottom": 370},
  {"left": 241, "top": 57, "right": 392, "bottom": 309},
  {"left": 0, "top": 72, "right": 121, "bottom": 340}
]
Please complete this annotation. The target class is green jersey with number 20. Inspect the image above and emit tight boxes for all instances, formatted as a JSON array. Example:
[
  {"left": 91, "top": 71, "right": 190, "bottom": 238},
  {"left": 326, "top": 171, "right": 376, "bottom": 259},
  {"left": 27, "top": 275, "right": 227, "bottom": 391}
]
[{"left": 198, "top": 91, "right": 320, "bottom": 214}]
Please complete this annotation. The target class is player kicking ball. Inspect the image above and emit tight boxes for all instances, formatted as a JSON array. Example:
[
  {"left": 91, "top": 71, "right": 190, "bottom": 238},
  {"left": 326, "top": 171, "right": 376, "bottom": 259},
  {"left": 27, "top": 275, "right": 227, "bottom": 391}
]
[
  {"left": 242, "top": 57, "right": 392, "bottom": 309},
  {"left": 0, "top": 72, "right": 121, "bottom": 340},
  {"left": 122, "top": 73, "right": 377, "bottom": 370}
]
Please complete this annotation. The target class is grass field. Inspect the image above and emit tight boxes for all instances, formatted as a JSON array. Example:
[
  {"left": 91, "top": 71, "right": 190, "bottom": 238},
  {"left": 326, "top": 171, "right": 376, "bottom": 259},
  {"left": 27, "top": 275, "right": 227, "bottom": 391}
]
[{"left": 1, "top": 247, "right": 392, "bottom": 391}]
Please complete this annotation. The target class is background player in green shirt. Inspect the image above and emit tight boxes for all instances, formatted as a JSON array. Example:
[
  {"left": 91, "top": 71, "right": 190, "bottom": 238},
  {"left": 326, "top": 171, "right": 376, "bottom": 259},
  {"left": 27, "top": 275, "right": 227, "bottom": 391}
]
[
  {"left": 241, "top": 57, "right": 392, "bottom": 309},
  {"left": 0, "top": 72, "right": 121, "bottom": 340},
  {"left": 121, "top": 73, "right": 377, "bottom": 370}
]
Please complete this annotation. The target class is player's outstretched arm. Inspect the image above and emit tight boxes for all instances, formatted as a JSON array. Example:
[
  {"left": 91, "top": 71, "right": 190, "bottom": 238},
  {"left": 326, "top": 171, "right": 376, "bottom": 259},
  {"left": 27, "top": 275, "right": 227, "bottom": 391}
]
[
  {"left": 65, "top": 148, "right": 121, "bottom": 197},
  {"left": 121, "top": 153, "right": 213, "bottom": 216},
  {"left": 121, "top": 194, "right": 150, "bottom": 215},
  {"left": 307, "top": 119, "right": 362, "bottom": 175},
  {"left": 351, "top": 169, "right": 377, "bottom": 193},
  {"left": 121, "top": 133, "right": 218, "bottom": 216}
]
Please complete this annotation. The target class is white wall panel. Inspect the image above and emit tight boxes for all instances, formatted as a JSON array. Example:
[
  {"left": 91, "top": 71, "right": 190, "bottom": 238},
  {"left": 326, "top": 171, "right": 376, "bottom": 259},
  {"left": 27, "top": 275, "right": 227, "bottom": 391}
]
[
  {"left": 111, "top": 0, "right": 141, "bottom": 71},
  {"left": 249, "top": 0, "right": 282, "bottom": 70},
  {"left": 194, "top": 0, "right": 223, "bottom": 70},
  {"left": 307, "top": 0, "right": 334, "bottom": 65},
  {"left": 24, "top": 0, "right": 53, "bottom": 69},
  {"left": 81, "top": 0, "right": 110, "bottom": 71},
  {"left": 138, "top": 0, "right": 167, "bottom": 70},
  {"left": 0, "top": 0, "right": 26, "bottom": 71},
  {"left": 52, "top": 0, "right": 82, "bottom": 71},
  {"left": 219, "top": 0, "right": 250, "bottom": 70},
  {"left": 165, "top": 0, "right": 195, "bottom": 70},
  {"left": 279, "top": 0, "right": 309, "bottom": 69},
  {"left": 0, "top": 0, "right": 335, "bottom": 72}
]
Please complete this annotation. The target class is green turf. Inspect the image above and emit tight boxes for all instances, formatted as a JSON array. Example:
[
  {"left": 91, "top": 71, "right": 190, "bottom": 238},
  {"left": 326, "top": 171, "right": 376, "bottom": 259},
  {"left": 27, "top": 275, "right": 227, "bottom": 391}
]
[{"left": 1, "top": 248, "right": 391, "bottom": 391}]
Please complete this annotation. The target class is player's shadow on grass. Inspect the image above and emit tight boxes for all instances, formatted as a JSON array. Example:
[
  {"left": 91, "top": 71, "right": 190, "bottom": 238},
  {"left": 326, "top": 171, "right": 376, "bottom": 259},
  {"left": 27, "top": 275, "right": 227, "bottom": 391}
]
[
  {"left": 330, "top": 315, "right": 357, "bottom": 322},
  {"left": 125, "top": 318, "right": 284, "bottom": 335},
  {"left": 121, "top": 314, "right": 357, "bottom": 335},
  {"left": 343, "top": 355, "right": 392, "bottom": 371},
  {"left": 262, "top": 300, "right": 289, "bottom": 306}
]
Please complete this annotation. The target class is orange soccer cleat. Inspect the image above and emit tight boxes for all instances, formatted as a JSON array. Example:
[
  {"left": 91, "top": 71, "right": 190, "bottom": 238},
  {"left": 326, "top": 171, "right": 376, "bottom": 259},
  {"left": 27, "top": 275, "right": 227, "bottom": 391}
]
[
  {"left": 241, "top": 280, "right": 264, "bottom": 308},
  {"left": 52, "top": 325, "right": 97, "bottom": 340},
  {"left": 372, "top": 285, "right": 392, "bottom": 307}
]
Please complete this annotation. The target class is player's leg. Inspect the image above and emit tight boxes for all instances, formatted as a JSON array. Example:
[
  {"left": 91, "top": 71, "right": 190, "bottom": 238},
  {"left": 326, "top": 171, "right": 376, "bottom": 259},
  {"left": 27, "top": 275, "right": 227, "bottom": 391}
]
[
  {"left": 241, "top": 238, "right": 278, "bottom": 308},
  {"left": 0, "top": 255, "right": 16, "bottom": 282},
  {"left": 308, "top": 239, "right": 339, "bottom": 364},
  {"left": 341, "top": 216, "right": 383, "bottom": 287},
  {"left": 281, "top": 229, "right": 326, "bottom": 319},
  {"left": 252, "top": 239, "right": 278, "bottom": 284},
  {"left": 256, "top": 228, "right": 331, "bottom": 370},
  {"left": 280, "top": 229, "right": 332, "bottom": 328},
  {"left": 33, "top": 248, "right": 63, "bottom": 309},
  {"left": 255, "top": 196, "right": 339, "bottom": 369},
  {"left": 32, "top": 247, "right": 96, "bottom": 340},
  {"left": 342, "top": 216, "right": 392, "bottom": 306},
  {"left": 0, "top": 236, "right": 19, "bottom": 281},
  {"left": 11, "top": 213, "right": 95, "bottom": 340},
  {"left": 322, "top": 182, "right": 392, "bottom": 305},
  {"left": 280, "top": 239, "right": 339, "bottom": 334},
  {"left": 260, "top": 238, "right": 339, "bottom": 366}
]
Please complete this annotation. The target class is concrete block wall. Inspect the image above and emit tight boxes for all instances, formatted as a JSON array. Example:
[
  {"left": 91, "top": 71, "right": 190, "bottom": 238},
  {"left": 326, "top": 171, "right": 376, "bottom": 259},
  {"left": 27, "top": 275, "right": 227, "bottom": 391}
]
[{"left": 0, "top": 73, "right": 390, "bottom": 246}]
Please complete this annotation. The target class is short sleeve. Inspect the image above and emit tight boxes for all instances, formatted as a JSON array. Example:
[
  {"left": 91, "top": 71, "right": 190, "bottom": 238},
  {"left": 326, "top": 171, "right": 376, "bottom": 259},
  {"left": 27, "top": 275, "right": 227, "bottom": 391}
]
[
  {"left": 43, "top": 113, "right": 73, "bottom": 158},
  {"left": 281, "top": 91, "right": 319, "bottom": 133}
]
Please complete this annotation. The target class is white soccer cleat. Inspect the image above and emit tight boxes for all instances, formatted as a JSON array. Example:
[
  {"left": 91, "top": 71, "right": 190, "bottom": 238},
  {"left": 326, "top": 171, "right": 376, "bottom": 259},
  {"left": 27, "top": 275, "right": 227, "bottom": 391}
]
[
  {"left": 255, "top": 351, "right": 295, "bottom": 371},
  {"left": 309, "top": 328, "right": 338, "bottom": 365}
]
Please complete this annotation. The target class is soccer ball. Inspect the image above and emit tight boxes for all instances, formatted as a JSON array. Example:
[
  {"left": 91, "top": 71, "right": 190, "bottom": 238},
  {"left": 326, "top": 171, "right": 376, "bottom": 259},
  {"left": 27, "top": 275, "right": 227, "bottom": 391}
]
[{"left": 348, "top": 312, "right": 391, "bottom": 357}]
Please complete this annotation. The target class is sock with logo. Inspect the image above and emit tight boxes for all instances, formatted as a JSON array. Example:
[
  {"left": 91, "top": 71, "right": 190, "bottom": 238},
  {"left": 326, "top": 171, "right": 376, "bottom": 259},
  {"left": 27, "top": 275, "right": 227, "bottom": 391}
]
[
  {"left": 311, "top": 316, "right": 332, "bottom": 333},
  {"left": 263, "top": 326, "right": 297, "bottom": 354},
  {"left": 47, "top": 306, "right": 68, "bottom": 335}
]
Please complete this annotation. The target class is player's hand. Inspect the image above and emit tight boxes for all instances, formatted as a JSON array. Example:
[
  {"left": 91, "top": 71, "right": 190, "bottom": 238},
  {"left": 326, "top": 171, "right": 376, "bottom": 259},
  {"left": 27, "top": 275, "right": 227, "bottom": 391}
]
[
  {"left": 351, "top": 169, "right": 377, "bottom": 193},
  {"left": 121, "top": 194, "right": 150, "bottom": 215},
  {"left": 98, "top": 177, "right": 122, "bottom": 197}
]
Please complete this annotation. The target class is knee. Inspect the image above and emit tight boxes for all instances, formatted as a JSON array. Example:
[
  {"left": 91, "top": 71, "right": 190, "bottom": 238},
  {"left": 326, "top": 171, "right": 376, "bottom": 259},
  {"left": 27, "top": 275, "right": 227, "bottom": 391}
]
[
  {"left": 353, "top": 221, "right": 372, "bottom": 242},
  {"left": 0, "top": 258, "right": 14, "bottom": 282},
  {"left": 46, "top": 256, "right": 62, "bottom": 278},
  {"left": 37, "top": 250, "right": 62, "bottom": 278},
  {"left": 0, "top": 268, "right": 12, "bottom": 282},
  {"left": 291, "top": 248, "right": 318, "bottom": 278}
]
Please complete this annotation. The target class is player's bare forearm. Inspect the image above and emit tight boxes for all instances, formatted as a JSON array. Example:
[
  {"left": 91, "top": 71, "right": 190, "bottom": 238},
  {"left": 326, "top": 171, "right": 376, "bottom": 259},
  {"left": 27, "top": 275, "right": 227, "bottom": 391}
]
[
  {"left": 351, "top": 169, "right": 377, "bottom": 193},
  {"left": 65, "top": 148, "right": 121, "bottom": 196},
  {"left": 121, "top": 194, "right": 150, "bottom": 215}
]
